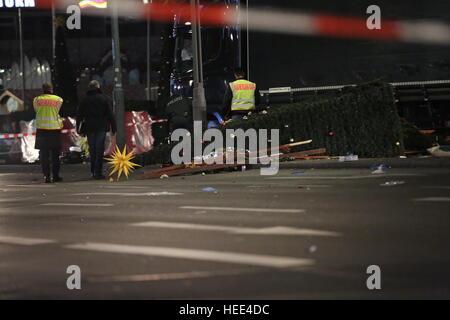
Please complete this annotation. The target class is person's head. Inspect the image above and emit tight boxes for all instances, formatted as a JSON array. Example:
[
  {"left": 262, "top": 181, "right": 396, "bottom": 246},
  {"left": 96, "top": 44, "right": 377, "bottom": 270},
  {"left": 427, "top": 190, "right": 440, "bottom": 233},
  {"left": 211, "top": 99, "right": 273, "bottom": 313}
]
[
  {"left": 88, "top": 80, "right": 101, "bottom": 91},
  {"left": 42, "top": 82, "right": 53, "bottom": 94},
  {"left": 233, "top": 68, "right": 246, "bottom": 80}
]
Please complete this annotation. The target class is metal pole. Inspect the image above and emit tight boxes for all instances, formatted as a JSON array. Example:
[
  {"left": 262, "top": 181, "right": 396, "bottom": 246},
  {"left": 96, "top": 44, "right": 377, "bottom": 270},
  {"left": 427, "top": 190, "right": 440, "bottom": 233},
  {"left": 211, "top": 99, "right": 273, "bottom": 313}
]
[
  {"left": 190, "top": 0, "right": 207, "bottom": 125},
  {"left": 246, "top": 0, "right": 250, "bottom": 80},
  {"left": 111, "top": 0, "right": 126, "bottom": 149},
  {"left": 52, "top": 1, "right": 56, "bottom": 64},
  {"left": 146, "top": 0, "right": 152, "bottom": 101},
  {"left": 196, "top": 0, "right": 204, "bottom": 83},
  {"left": 18, "top": 8, "right": 26, "bottom": 108}
]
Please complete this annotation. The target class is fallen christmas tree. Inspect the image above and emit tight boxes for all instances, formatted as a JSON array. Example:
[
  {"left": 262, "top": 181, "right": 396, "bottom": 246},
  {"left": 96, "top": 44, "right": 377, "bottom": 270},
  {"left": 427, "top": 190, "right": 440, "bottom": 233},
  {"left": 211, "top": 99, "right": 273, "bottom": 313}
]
[{"left": 138, "top": 81, "right": 404, "bottom": 166}]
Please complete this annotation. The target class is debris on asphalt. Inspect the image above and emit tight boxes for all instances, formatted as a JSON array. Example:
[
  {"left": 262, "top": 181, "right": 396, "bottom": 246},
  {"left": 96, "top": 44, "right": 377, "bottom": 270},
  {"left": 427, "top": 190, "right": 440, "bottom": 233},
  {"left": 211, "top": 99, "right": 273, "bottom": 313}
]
[
  {"left": 371, "top": 164, "right": 389, "bottom": 174},
  {"left": 380, "top": 181, "right": 405, "bottom": 187},
  {"left": 160, "top": 174, "right": 169, "bottom": 179},
  {"left": 428, "top": 145, "right": 450, "bottom": 158},
  {"left": 339, "top": 154, "right": 359, "bottom": 162},
  {"left": 291, "top": 170, "right": 305, "bottom": 175},
  {"left": 143, "top": 141, "right": 322, "bottom": 179},
  {"left": 309, "top": 245, "right": 317, "bottom": 253},
  {"left": 202, "top": 187, "right": 218, "bottom": 192}
]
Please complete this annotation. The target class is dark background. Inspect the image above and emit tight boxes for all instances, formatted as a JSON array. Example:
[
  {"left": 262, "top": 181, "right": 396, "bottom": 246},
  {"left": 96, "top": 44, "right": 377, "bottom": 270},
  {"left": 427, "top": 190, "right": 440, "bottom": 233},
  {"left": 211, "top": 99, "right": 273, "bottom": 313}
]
[{"left": 248, "top": 0, "right": 450, "bottom": 88}]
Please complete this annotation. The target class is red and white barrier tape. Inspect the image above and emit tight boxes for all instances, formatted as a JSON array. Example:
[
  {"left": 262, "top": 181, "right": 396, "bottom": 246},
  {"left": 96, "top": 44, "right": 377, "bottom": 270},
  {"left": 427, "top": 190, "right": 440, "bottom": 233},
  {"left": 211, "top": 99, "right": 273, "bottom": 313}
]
[
  {"left": 35, "top": 0, "right": 450, "bottom": 46},
  {"left": 0, "top": 119, "right": 168, "bottom": 139}
]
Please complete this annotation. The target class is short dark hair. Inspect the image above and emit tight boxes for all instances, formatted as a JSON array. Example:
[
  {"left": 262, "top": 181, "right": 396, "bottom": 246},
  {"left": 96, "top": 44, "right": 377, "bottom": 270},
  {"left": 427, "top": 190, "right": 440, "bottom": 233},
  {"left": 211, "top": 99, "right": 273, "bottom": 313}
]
[
  {"left": 42, "top": 82, "right": 53, "bottom": 94},
  {"left": 234, "top": 68, "right": 246, "bottom": 79}
]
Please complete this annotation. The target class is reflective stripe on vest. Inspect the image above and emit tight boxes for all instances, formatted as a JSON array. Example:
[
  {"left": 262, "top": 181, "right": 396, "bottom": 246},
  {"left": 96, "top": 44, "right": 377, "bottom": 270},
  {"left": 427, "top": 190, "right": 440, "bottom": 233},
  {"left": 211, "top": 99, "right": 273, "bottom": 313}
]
[
  {"left": 33, "top": 94, "right": 64, "bottom": 130},
  {"left": 230, "top": 79, "right": 256, "bottom": 111}
]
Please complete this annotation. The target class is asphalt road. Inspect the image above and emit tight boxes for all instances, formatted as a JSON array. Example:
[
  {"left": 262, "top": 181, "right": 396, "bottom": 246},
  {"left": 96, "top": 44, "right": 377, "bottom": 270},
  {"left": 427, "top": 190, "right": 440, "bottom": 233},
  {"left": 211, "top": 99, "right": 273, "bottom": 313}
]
[{"left": 0, "top": 163, "right": 449, "bottom": 299}]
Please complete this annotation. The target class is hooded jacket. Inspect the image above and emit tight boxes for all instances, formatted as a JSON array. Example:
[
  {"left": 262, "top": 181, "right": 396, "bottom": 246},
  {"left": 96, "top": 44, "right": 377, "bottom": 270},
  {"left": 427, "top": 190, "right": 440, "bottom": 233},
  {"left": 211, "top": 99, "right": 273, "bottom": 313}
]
[{"left": 77, "top": 88, "right": 117, "bottom": 134}]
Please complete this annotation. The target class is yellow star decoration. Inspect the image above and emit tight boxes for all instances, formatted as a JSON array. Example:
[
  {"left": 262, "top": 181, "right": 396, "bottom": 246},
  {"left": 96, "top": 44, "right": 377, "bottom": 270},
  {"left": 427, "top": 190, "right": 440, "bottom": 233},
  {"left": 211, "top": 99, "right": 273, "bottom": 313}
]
[{"left": 105, "top": 145, "right": 141, "bottom": 181}]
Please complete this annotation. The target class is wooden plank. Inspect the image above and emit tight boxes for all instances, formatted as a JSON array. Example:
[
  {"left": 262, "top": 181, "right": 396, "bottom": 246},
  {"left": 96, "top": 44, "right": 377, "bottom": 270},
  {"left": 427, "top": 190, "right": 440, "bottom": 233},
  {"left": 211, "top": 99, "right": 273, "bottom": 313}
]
[{"left": 143, "top": 140, "right": 317, "bottom": 179}]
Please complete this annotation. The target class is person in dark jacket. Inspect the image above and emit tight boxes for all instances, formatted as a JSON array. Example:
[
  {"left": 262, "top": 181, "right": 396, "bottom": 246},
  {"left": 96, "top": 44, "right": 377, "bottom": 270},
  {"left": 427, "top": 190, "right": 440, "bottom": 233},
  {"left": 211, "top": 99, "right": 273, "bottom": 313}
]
[{"left": 77, "top": 80, "right": 117, "bottom": 179}]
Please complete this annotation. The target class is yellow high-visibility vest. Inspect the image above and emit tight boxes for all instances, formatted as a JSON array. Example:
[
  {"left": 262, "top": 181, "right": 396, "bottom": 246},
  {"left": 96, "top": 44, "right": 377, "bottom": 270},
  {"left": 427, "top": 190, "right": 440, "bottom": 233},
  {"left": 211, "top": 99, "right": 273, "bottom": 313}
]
[
  {"left": 33, "top": 94, "right": 64, "bottom": 130},
  {"left": 230, "top": 79, "right": 256, "bottom": 111}
]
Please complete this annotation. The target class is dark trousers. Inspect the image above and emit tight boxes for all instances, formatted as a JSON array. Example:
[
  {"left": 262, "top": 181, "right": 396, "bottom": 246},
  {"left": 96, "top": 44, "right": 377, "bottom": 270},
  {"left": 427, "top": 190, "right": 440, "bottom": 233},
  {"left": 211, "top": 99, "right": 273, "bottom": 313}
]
[
  {"left": 39, "top": 148, "right": 61, "bottom": 178},
  {"left": 87, "top": 131, "right": 107, "bottom": 177}
]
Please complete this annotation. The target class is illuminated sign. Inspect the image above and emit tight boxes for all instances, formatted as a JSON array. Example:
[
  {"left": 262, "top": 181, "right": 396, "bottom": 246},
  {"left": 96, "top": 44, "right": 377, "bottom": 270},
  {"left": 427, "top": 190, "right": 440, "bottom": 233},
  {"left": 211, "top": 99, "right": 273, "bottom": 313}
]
[
  {"left": 79, "top": 0, "right": 108, "bottom": 9},
  {"left": 0, "top": 0, "right": 35, "bottom": 8}
]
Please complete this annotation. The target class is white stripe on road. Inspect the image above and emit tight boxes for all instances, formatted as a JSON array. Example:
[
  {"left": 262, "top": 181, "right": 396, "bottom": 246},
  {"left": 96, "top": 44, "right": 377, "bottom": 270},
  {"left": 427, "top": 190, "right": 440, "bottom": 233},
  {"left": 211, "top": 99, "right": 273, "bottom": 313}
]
[
  {"left": 180, "top": 206, "right": 304, "bottom": 214},
  {"left": 73, "top": 192, "right": 183, "bottom": 197},
  {"left": 90, "top": 268, "right": 258, "bottom": 283},
  {"left": 102, "top": 186, "right": 149, "bottom": 189},
  {"left": 420, "top": 186, "right": 450, "bottom": 190},
  {"left": 7, "top": 184, "right": 54, "bottom": 188},
  {"left": 65, "top": 242, "right": 314, "bottom": 268},
  {"left": 267, "top": 174, "right": 422, "bottom": 180},
  {"left": 0, "top": 236, "right": 56, "bottom": 246},
  {"left": 413, "top": 197, "right": 450, "bottom": 202},
  {"left": 132, "top": 221, "right": 340, "bottom": 237},
  {"left": 41, "top": 203, "right": 114, "bottom": 207},
  {"left": 0, "top": 197, "right": 36, "bottom": 202}
]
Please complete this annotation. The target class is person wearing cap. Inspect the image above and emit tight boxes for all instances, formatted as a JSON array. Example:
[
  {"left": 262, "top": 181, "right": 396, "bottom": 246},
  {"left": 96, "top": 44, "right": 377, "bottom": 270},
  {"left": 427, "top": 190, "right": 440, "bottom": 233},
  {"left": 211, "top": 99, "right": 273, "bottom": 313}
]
[
  {"left": 77, "top": 80, "right": 117, "bottom": 180},
  {"left": 33, "top": 83, "right": 64, "bottom": 183}
]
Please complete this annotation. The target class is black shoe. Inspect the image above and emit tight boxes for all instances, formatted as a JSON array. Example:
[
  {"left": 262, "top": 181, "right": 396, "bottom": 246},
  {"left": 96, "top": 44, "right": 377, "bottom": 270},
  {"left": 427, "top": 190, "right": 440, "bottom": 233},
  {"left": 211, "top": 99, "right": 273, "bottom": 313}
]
[
  {"left": 44, "top": 176, "right": 52, "bottom": 183},
  {"left": 52, "top": 177, "right": 63, "bottom": 183}
]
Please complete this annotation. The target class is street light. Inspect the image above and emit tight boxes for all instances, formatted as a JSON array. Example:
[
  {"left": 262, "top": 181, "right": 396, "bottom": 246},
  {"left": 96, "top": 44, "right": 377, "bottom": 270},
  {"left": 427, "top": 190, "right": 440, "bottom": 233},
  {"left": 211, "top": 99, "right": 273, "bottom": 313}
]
[
  {"left": 190, "top": 0, "right": 207, "bottom": 125},
  {"left": 111, "top": 0, "right": 126, "bottom": 149},
  {"left": 246, "top": 0, "right": 250, "bottom": 80},
  {"left": 18, "top": 8, "right": 25, "bottom": 108},
  {"left": 143, "top": 0, "right": 152, "bottom": 101}
]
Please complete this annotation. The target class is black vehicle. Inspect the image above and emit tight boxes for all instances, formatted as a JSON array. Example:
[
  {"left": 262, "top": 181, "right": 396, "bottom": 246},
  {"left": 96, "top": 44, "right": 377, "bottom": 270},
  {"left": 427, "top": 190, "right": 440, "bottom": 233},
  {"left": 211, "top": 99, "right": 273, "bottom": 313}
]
[{"left": 170, "top": 0, "right": 242, "bottom": 116}]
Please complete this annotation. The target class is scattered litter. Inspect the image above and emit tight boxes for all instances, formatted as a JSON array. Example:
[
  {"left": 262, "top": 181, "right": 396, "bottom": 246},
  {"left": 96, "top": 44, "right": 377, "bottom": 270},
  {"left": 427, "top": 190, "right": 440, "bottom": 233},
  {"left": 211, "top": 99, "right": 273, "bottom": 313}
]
[
  {"left": 86, "top": 196, "right": 90, "bottom": 200},
  {"left": 427, "top": 145, "right": 450, "bottom": 158},
  {"left": 202, "top": 187, "right": 218, "bottom": 192},
  {"left": 370, "top": 164, "right": 390, "bottom": 170},
  {"left": 380, "top": 181, "right": 405, "bottom": 187},
  {"left": 339, "top": 154, "right": 359, "bottom": 162},
  {"left": 291, "top": 170, "right": 305, "bottom": 175},
  {"left": 371, "top": 164, "right": 389, "bottom": 174},
  {"left": 241, "top": 165, "right": 247, "bottom": 172},
  {"left": 108, "top": 178, "right": 114, "bottom": 183},
  {"left": 42, "top": 193, "right": 46, "bottom": 197},
  {"left": 399, "top": 156, "right": 407, "bottom": 159},
  {"left": 160, "top": 174, "right": 169, "bottom": 179},
  {"left": 309, "top": 245, "right": 317, "bottom": 253}
]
